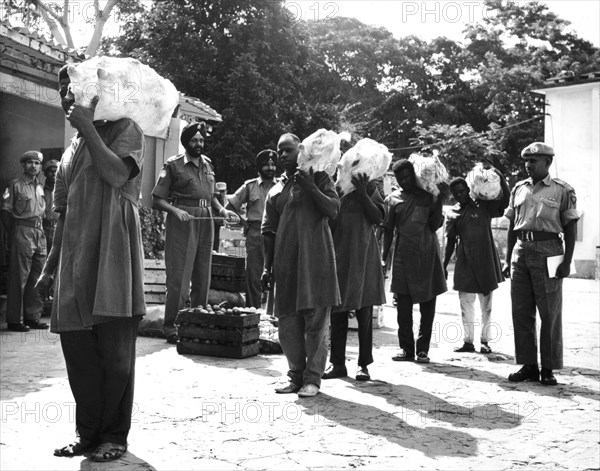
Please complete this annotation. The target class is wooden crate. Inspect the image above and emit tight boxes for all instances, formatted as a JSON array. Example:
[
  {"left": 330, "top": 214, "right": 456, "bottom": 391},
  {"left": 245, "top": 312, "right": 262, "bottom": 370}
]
[
  {"left": 210, "top": 254, "right": 246, "bottom": 292},
  {"left": 177, "top": 341, "right": 259, "bottom": 358},
  {"left": 175, "top": 309, "right": 260, "bottom": 359},
  {"left": 144, "top": 259, "right": 166, "bottom": 305}
]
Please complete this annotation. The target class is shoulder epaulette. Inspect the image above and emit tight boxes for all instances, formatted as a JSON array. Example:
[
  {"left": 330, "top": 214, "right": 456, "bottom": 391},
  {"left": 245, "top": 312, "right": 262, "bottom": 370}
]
[
  {"left": 553, "top": 178, "right": 575, "bottom": 193},
  {"left": 165, "top": 154, "right": 184, "bottom": 164}
]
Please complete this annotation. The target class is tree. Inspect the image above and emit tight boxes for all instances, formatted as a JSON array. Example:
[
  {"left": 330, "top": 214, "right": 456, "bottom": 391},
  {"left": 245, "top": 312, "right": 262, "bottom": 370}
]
[
  {"left": 1, "top": 0, "right": 142, "bottom": 56},
  {"left": 112, "top": 0, "right": 342, "bottom": 190}
]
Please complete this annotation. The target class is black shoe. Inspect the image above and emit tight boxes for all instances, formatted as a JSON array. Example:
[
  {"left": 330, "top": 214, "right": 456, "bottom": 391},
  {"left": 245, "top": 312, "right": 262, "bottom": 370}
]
[
  {"left": 392, "top": 350, "right": 414, "bottom": 361},
  {"left": 480, "top": 342, "right": 492, "bottom": 354},
  {"left": 454, "top": 342, "right": 475, "bottom": 353},
  {"left": 355, "top": 367, "right": 370, "bottom": 381},
  {"left": 508, "top": 365, "right": 540, "bottom": 382},
  {"left": 540, "top": 368, "right": 557, "bottom": 386},
  {"left": 322, "top": 364, "right": 348, "bottom": 379},
  {"left": 7, "top": 323, "right": 30, "bottom": 332},
  {"left": 25, "top": 320, "right": 49, "bottom": 330}
]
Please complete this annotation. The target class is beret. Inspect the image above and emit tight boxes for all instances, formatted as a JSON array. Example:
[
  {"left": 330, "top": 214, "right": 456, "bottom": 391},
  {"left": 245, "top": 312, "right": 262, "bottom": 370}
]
[
  {"left": 521, "top": 142, "right": 554, "bottom": 158},
  {"left": 43, "top": 159, "right": 59, "bottom": 172},
  {"left": 180, "top": 121, "right": 207, "bottom": 147},
  {"left": 256, "top": 149, "right": 278, "bottom": 167},
  {"left": 20, "top": 151, "right": 43, "bottom": 164}
]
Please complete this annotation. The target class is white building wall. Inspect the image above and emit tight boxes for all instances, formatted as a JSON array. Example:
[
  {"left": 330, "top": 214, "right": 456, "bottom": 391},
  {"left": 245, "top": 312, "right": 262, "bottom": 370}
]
[{"left": 542, "top": 82, "right": 600, "bottom": 277}]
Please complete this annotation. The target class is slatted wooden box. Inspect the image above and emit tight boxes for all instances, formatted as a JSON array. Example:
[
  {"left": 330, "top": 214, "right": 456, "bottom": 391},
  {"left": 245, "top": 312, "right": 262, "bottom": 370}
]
[
  {"left": 175, "top": 308, "right": 260, "bottom": 358},
  {"left": 210, "top": 254, "right": 246, "bottom": 292}
]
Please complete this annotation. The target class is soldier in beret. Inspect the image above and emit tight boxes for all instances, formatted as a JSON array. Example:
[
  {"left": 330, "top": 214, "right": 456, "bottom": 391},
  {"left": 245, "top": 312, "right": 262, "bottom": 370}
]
[
  {"left": 152, "top": 121, "right": 238, "bottom": 344},
  {"left": 226, "top": 149, "right": 278, "bottom": 308},
  {"left": 503, "top": 142, "right": 579, "bottom": 386},
  {"left": 1, "top": 150, "right": 48, "bottom": 331}
]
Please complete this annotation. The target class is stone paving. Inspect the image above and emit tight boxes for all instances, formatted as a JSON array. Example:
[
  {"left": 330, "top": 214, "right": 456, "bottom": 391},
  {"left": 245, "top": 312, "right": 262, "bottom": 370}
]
[{"left": 1, "top": 277, "right": 599, "bottom": 470}]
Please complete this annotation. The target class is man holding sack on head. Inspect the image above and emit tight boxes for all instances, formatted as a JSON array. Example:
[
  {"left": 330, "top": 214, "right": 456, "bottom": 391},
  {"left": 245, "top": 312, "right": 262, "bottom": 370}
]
[{"left": 152, "top": 122, "right": 238, "bottom": 344}]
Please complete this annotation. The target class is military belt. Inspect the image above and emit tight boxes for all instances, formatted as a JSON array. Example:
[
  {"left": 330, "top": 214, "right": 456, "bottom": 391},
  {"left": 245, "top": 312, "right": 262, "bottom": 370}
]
[
  {"left": 173, "top": 198, "right": 210, "bottom": 207},
  {"left": 15, "top": 218, "right": 43, "bottom": 229},
  {"left": 516, "top": 231, "right": 560, "bottom": 242}
]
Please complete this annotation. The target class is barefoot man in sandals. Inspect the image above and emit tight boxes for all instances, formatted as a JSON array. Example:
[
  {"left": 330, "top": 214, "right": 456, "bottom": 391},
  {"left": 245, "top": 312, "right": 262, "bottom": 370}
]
[{"left": 36, "top": 64, "right": 146, "bottom": 462}]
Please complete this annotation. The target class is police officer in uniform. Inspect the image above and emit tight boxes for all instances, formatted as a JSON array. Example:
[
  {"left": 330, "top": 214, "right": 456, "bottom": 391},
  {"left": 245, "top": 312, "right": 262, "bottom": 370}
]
[
  {"left": 503, "top": 142, "right": 579, "bottom": 386},
  {"left": 152, "top": 122, "right": 238, "bottom": 344},
  {"left": 1, "top": 151, "right": 48, "bottom": 331},
  {"left": 226, "top": 149, "right": 278, "bottom": 308}
]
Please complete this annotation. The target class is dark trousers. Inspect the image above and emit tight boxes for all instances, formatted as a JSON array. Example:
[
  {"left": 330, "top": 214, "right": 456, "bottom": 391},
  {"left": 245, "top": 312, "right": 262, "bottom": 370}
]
[
  {"left": 396, "top": 294, "right": 436, "bottom": 356},
  {"left": 330, "top": 307, "right": 374, "bottom": 367},
  {"left": 244, "top": 225, "right": 264, "bottom": 308},
  {"left": 511, "top": 240, "right": 564, "bottom": 369},
  {"left": 7, "top": 225, "right": 45, "bottom": 324},
  {"left": 60, "top": 317, "right": 140, "bottom": 446}
]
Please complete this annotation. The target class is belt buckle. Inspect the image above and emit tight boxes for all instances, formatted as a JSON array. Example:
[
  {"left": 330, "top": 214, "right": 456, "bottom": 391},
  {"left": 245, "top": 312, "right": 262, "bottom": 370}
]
[{"left": 525, "top": 231, "right": 534, "bottom": 242}]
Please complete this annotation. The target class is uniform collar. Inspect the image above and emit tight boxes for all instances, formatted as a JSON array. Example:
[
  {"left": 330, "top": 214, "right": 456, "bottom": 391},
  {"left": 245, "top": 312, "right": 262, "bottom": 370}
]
[
  {"left": 526, "top": 173, "right": 552, "bottom": 186},
  {"left": 258, "top": 176, "right": 277, "bottom": 186},
  {"left": 20, "top": 174, "right": 39, "bottom": 185}
]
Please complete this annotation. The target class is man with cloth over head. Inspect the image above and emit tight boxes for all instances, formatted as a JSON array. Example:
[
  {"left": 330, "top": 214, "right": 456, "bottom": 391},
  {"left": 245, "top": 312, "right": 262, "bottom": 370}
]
[
  {"left": 262, "top": 133, "right": 340, "bottom": 398},
  {"left": 1, "top": 150, "right": 48, "bottom": 331},
  {"left": 226, "top": 149, "right": 278, "bottom": 308},
  {"left": 36, "top": 64, "right": 146, "bottom": 462},
  {"left": 503, "top": 142, "right": 579, "bottom": 386},
  {"left": 152, "top": 122, "right": 238, "bottom": 344}
]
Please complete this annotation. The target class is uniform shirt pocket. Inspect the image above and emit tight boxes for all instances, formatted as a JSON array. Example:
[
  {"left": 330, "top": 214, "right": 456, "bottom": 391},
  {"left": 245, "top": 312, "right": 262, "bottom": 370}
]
[
  {"left": 537, "top": 198, "right": 560, "bottom": 221},
  {"left": 14, "top": 195, "right": 32, "bottom": 216}
]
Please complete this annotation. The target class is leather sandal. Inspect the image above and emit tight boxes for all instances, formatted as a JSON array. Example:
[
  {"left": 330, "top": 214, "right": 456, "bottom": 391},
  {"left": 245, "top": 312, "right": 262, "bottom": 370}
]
[
  {"left": 54, "top": 439, "right": 97, "bottom": 457},
  {"left": 90, "top": 442, "right": 127, "bottom": 462}
]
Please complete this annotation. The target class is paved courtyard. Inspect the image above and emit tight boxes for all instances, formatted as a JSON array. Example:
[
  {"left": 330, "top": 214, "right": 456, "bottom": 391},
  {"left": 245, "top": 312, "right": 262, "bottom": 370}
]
[{"left": 1, "top": 277, "right": 599, "bottom": 470}]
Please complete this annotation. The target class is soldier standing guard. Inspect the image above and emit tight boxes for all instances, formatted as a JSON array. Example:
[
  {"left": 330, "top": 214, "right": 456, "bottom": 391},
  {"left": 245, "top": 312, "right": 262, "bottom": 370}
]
[
  {"left": 152, "top": 122, "right": 238, "bottom": 344},
  {"left": 503, "top": 142, "right": 579, "bottom": 386},
  {"left": 1, "top": 150, "right": 48, "bottom": 331},
  {"left": 226, "top": 149, "right": 278, "bottom": 308}
]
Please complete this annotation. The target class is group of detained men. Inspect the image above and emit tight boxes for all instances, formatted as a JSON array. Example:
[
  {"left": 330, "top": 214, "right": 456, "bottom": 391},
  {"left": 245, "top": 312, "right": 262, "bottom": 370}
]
[{"left": 0, "top": 62, "right": 577, "bottom": 459}]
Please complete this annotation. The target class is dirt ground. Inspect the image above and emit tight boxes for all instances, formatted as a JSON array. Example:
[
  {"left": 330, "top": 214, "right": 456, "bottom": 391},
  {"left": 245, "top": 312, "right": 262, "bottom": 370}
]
[{"left": 1, "top": 277, "right": 599, "bottom": 470}]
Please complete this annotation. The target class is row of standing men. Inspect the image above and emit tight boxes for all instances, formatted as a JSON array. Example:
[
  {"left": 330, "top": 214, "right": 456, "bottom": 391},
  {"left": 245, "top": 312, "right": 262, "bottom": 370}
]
[{"left": 1, "top": 70, "right": 578, "bottom": 455}]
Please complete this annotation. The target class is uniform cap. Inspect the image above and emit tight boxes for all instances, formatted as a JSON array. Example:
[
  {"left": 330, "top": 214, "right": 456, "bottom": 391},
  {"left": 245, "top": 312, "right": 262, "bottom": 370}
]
[
  {"left": 216, "top": 182, "right": 227, "bottom": 191},
  {"left": 20, "top": 151, "right": 43, "bottom": 164},
  {"left": 521, "top": 142, "right": 554, "bottom": 158},
  {"left": 43, "top": 159, "right": 59, "bottom": 172}
]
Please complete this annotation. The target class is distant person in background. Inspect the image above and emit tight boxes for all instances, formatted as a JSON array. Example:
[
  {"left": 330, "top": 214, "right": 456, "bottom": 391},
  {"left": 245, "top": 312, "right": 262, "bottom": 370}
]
[
  {"left": 323, "top": 172, "right": 386, "bottom": 382},
  {"left": 503, "top": 142, "right": 579, "bottom": 386},
  {"left": 213, "top": 182, "right": 227, "bottom": 252},
  {"left": 42, "top": 159, "right": 60, "bottom": 253},
  {"left": 227, "top": 149, "right": 278, "bottom": 308},
  {"left": 1, "top": 150, "right": 48, "bottom": 332},
  {"left": 381, "top": 159, "right": 448, "bottom": 364},
  {"left": 262, "top": 133, "right": 340, "bottom": 398},
  {"left": 152, "top": 122, "right": 238, "bottom": 344},
  {"left": 443, "top": 171, "right": 509, "bottom": 354}
]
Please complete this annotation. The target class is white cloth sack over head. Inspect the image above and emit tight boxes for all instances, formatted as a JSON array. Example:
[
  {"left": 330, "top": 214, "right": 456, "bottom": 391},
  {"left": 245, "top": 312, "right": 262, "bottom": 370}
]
[
  {"left": 66, "top": 57, "right": 179, "bottom": 139},
  {"left": 298, "top": 129, "right": 351, "bottom": 176},
  {"left": 466, "top": 163, "right": 502, "bottom": 200},
  {"left": 336, "top": 138, "right": 392, "bottom": 195},
  {"left": 408, "top": 152, "right": 449, "bottom": 198}
]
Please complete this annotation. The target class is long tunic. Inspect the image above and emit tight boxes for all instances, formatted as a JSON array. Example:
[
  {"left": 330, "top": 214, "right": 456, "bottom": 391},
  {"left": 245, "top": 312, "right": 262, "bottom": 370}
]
[
  {"left": 331, "top": 187, "right": 386, "bottom": 311},
  {"left": 262, "top": 172, "right": 340, "bottom": 316},
  {"left": 51, "top": 119, "right": 146, "bottom": 332},
  {"left": 445, "top": 199, "right": 506, "bottom": 295},
  {"left": 385, "top": 189, "right": 447, "bottom": 303}
]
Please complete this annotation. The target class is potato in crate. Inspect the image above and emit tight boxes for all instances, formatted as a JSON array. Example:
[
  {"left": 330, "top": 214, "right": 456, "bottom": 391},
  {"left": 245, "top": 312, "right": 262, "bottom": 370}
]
[{"left": 175, "top": 305, "right": 260, "bottom": 358}]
